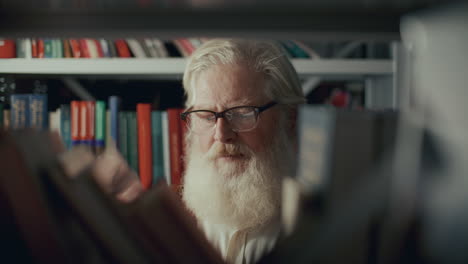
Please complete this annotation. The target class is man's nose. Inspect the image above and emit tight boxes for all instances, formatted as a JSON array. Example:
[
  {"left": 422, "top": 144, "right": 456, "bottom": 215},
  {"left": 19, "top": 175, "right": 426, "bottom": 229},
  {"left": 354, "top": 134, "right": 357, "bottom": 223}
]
[{"left": 213, "top": 117, "right": 236, "bottom": 143}]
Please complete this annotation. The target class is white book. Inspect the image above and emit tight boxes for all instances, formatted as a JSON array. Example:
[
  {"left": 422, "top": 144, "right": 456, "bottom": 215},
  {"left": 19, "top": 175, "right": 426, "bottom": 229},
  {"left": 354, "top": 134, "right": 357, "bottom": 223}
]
[
  {"left": 188, "top": 38, "right": 202, "bottom": 50},
  {"left": 24, "top": 38, "right": 32, "bottom": 59},
  {"left": 153, "top": 38, "right": 168, "bottom": 58},
  {"left": 86, "top": 39, "right": 99, "bottom": 58},
  {"left": 49, "top": 110, "right": 60, "bottom": 134},
  {"left": 144, "top": 38, "right": 159, "bottom": 57},
  {"left": 99, "top": 38, "right": 110, "bottom": 57},
  {"left": 161, "top": 111, "right": 171, "bottom": 185},
  {"left": 126, "top": 38, "right": 146, "bottom": 58}
]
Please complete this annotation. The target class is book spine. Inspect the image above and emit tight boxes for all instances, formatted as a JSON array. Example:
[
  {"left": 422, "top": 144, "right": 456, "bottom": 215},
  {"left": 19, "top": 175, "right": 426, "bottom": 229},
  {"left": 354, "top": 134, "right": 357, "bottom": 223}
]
[
  {"left": 24, "top": 38, "right": 32, "bottom": 59},
  {"left": 95, "top": 100, "right": 106, "bottom": 154},
  {"left": 119, "top": 111, "right": 129, "bottom": 163},
  {"left": 28, "top": 94, "right": 48, "bottom": 130},
  {"left": 70, "top": 100, "right": 81, "bottom": 146},
  {"left": 0, "top": 39, "right": 16, "bottom": 58},
  {"left": 108, "top": 95, "right": 121, "bottom": 149},
  {"left": 99, "top": 38, "right": 110, "bottom": 57},
  {"left": 137, "top": 103, "right": 153, "bottom": 189},
  {"left": 151, "top": 111, "right": 165, "bottom": 185},
  {"left": 94, "top": 39, "right": 104, "bottom": 58},
  {"left": 115, "top": 39, "right": 132, "bottom": 58},
  {"left": 44, "top": 39, "right": 53, "bottom": 58},
  {"left": 37, "top": 39, "right": 45, "bottom": 58},
  {"left": 79, "top": 39, "right": 91, "bottom": 58},
  {"left": 10, "top": 94, "right": 30, "bottom": 129},
  {"left": 167, "top": 108, "right": 183, "bottom": 187},
  {"left": 16, "top": 39, "right": 25, "bottom": 58},
  {"left": 127, "top": 111, "right": 139, "bottom": 173},
  {"left": 79, "top": 101, "right": 88, "bottom": 147},
  {"left": 31, "top": 38, "right": 38, "bottom": 58},
  {"left": 55, "top": 38, "right": 63, "bottom": 58},
  {"left": 161, "top": 111, "right": 171, "bottom": 184},
  {"left": 60, "top": 104, "right": 72, "bottom": 150},
  {"left": 63, "top": 38, "right": 72, "bottom": 58},
  {"left": 69, "top": 39, "right": 81, "bottom": 58},
  {"left": 84, "top": 101, "right": 95, "bottom": 148}
]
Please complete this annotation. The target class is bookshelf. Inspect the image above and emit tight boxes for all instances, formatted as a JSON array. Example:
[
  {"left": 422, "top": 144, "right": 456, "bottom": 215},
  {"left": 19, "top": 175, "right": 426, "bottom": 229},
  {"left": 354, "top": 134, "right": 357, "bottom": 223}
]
[{"left": 0, "top": 58, "right": 393, "bottom": 77}]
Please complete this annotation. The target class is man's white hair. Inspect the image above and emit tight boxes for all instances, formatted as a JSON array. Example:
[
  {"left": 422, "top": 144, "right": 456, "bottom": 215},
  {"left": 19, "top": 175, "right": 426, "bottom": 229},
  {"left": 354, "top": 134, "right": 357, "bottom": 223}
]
[{"left": 183, "top": 38, "right": 306, "bottom": 109}]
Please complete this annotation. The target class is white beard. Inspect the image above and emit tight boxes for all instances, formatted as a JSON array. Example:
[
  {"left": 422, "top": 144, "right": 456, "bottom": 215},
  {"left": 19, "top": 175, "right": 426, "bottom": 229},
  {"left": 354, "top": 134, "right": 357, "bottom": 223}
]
[{"left": 182, "top": 124, "right": 295, "bottom": 230}]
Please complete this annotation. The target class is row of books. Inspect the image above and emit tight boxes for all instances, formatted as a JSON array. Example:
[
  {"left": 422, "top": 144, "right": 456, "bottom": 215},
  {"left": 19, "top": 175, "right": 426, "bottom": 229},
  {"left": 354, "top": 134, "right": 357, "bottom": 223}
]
[
  {"left": 0, "top": 95, "right": 186, "bottom": 191},
  {"left": 0, "top": 38, "right": 319, "bottom": 59}
]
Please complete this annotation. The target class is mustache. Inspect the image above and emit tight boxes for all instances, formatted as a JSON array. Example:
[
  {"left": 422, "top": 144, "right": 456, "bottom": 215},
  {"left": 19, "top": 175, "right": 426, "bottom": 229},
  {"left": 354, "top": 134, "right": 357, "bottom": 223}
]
[{"left": 205, "top": 142, "right": 251, "bottom": 160}]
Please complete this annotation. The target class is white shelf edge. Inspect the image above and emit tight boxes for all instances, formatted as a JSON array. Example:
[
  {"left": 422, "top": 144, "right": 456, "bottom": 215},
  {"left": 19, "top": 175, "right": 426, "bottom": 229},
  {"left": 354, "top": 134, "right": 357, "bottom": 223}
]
[{"left": 0, "top": 58, "right": 393, "bottom": 76}]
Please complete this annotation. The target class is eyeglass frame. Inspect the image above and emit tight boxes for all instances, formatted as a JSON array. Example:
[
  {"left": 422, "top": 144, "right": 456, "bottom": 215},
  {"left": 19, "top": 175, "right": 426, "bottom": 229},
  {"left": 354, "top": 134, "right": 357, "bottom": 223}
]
[{"left": 180, "top": 101, "right": 278, "bottom": 133}]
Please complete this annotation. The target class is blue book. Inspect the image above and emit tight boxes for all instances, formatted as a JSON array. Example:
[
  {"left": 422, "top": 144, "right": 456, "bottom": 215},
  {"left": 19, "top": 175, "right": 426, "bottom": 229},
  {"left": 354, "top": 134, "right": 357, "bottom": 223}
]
[
  {"left": 119, "top": 111, "right": 129, "bottom": 163},
  {"left": 151, "top": 111, "right": 165, "bottom": 185},
  {"left": 60, "top": 104, "right": 72, "bottom": 150},
  {"left": 10, "top": 94, "right": 30, "bottom": 129},
  {"left": 108, "top": 95, "right": 121, "bottom": 150},
  {"left": 28, "top": 94, "right": 48, "bottom": 130}
]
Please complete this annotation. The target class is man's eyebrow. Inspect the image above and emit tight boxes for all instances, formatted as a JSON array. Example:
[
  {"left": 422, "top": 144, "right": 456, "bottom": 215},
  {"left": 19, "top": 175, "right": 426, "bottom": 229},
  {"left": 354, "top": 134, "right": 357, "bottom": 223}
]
[{"left": 194, "top": 99, "right": 254, "bottom": 110}]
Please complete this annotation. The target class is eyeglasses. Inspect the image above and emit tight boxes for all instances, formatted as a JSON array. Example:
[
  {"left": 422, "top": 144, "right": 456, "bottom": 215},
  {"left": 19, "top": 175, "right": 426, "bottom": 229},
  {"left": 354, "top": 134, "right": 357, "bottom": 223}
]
[{"left": 180, "top": 101, "right": 277, "bottom": 133}]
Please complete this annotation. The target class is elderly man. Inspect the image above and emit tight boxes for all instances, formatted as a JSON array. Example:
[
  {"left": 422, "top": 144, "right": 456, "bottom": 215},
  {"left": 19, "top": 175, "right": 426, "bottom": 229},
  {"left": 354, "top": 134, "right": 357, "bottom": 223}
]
[
  {"left": 93, "top": 38, "right": 305, "bottom": 264},
  {"left": 180, "top": 39, "right": 305, "bottom": 263}
]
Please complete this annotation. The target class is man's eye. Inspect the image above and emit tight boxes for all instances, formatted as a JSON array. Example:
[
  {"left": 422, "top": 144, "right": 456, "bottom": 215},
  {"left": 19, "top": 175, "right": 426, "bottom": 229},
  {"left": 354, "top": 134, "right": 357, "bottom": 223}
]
[{"left": 195, "top": 112, "right": 215, "bottom": 121}]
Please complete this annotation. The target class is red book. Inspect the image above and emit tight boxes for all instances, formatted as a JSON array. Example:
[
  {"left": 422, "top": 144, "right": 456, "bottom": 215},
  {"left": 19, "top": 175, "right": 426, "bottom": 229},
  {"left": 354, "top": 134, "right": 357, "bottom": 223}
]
[
  {"left": 84, "top": 101, "right": 95, "bottom": 146},
  {"left": 179, "top": 38, "right": 195, "bottom": 55},
  {"left": 0, "top": 39, "right": 15, "bottom": 58},
  {"left": 31, "top": 39, "right": 38, "bottom": 58},
  {"left": 69, "top": 39, "right": 81, "bottom": 58},
  {"left": 70, "top": 101, "right": 81, "bottom": 146},
  {"left": 137, "top": 103, "right": 153, "bottom": 189},
  {"left": 115, "top": 39, "right": 131, "bottom": 58},
  {"left": 167, "top": 108, "right": 183, "bottom": 187},
  {"left": 79, "top": 39, "right": 91, "bottom": 58},
  {"left": 37, "top": 39, "right": 45, "bottom": 58},
  {"left": 93, "top": 39, "right": 104, "bottom": 58},
  {"left": 79, "top": 101, "right": 88, "bottom": 146}
]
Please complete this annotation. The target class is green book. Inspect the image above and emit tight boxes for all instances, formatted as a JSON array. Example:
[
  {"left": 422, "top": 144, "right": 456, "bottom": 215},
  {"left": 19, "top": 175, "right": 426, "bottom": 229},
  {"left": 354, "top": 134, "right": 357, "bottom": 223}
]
[
  {"left": 95, "top": 101, "right": 106, "bottom": 155},
  {"left": 151, "top": 111, "right": 165, "bottom": 185},
  {"left": 127, "top": 111, "right": 139, "bottom": 173},
  {"left": 118, "top": 112, "right": 129, "bottom": 163},
  {"left": 44, "top": 39, "right": 53, "bottom": 58}
]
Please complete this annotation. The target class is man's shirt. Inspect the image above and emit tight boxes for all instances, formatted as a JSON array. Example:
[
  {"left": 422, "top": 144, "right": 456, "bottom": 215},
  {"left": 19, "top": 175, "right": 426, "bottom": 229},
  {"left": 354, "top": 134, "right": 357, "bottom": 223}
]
[{"left": 200, "top": 219, "right": 281, "bottom": 264}]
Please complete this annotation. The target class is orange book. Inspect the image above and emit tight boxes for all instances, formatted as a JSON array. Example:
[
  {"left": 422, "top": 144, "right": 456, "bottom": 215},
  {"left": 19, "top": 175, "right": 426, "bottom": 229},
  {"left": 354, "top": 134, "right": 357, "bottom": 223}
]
[
  {"left": 63, "top": 39, "right": 72, "bottom": 58},
  {"left": 69, "top": 39, "right": 81, "bottom": 58},
  {"left": 0, "top": 39, "right": 15, "bottom": 58},
  {"left": 31, "top": 39, "right": 38, "bottom": 58},
  {"left": 137, "top": 103, "right": 153, "bottom": 189},
  {"left": 79, "top": 39, "right": 91, "bottom": 58},
  {"left": 70, "top": 101, "right": 81, "bottom": 146},
  {"left": 37, "top": 39, "right": 45, "bottom": 58},
  {"left": 167, "top": 108, "right": 183, "bottom": 187},
  {"left": 84, "top": 101, "right": 95, "bottom": 147},
  {"left": 115, "top": 39, "right": 132, "bottom": 58}
]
